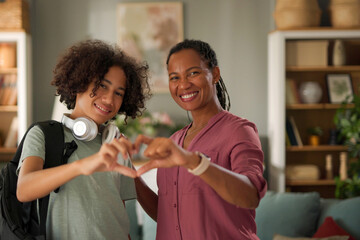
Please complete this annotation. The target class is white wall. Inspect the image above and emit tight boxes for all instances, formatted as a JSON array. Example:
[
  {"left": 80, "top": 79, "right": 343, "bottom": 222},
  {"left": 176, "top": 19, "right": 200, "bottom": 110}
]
[{"left": 30, "top": 0, "right": 275, "bottom": 137}]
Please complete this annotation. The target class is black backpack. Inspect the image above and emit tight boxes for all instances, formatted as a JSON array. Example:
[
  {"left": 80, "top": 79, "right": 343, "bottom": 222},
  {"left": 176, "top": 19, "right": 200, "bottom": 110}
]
[{"left": 0, "top": 120, "right": 77, "bottom": 240}]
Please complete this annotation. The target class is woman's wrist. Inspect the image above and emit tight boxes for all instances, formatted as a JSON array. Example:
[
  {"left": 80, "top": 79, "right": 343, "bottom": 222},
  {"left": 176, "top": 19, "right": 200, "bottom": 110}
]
[
  {"left": 186, "top": 152, "right": 202, "bottom": 170},
  {"left": 187, "top": 152, "right": 211, "bottom": 176}
]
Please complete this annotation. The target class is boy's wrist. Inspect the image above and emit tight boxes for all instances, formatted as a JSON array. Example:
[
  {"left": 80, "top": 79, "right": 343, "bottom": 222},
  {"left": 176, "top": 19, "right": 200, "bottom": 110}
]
[{"left": 72, "top": 158, "right": 85, "bottom": 175}]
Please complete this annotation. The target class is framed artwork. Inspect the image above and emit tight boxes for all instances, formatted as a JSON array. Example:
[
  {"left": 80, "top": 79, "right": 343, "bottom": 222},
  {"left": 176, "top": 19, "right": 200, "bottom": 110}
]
[
  {"left": 326, "top": 74, "right": 354, "bottom": 103},
  {"left": 117, "top": 2, "right": 184, "bottom": 93},
  {"left": 352, "top": 77, "right": 360, "bottom": 96}
]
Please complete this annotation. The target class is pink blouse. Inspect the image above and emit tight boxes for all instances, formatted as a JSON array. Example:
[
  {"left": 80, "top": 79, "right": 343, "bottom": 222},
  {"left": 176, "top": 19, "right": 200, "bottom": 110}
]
[{"left": 156, "top": 111, "right": 267, "bottom": 240}]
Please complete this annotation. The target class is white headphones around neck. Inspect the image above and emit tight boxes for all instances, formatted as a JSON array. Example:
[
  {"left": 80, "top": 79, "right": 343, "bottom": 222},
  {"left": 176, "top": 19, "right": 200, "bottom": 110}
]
[{"left": 61, "top": 114, "right": 121, "bottom": 143}]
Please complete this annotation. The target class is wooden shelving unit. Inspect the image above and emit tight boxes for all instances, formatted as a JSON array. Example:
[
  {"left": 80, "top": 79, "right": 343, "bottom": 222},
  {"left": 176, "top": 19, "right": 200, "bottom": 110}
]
[
  {"left": 0, "top": 147, "right": 16, "bottom": 162},
  {"left": 0, "top": 32, "right": 32, "bottom": 162},
  {"left": 0, "top": 68, "right": 17, "bottom": 74},
  {"left": 286, "top": 65, "right": 360, "bottom": 72},
  {"left": 286, "top": 145, "right": 348, "bottom": 152},
  {"left": 0, "top": 147, "right": 16, "bottom": 154},
  {"left": 268, "top": 29, "right": 360, "bottom": 198},
  {"left": 287, "top": 179, "right": 335, "bottom": 186},
  {"left": 286, "top": 103, "right": 354, "bottom": 110},
  {"left": 0, "top": 105, "right": 17, "bottom": 112}
]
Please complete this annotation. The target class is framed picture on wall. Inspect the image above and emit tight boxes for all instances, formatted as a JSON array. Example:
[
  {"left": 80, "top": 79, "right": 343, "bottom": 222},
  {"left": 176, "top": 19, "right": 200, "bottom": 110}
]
[
  {"left": 116, "top": 2, "right": 184, "bottom": 93},
  {"left": 326, "top": 74, "right": 354, "bottom": 103},
  {"left": 352, "top": 77, "right": 360, "bottom": 96}
]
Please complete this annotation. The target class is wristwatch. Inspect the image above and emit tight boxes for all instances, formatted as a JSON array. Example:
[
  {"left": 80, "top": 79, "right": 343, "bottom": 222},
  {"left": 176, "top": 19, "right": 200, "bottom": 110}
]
[{"left": 188, "top": 151, "right": 211, "bottom": 176}]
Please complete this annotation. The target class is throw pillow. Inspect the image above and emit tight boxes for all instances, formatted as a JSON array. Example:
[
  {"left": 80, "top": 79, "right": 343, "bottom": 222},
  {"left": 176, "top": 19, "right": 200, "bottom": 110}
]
[
  {"left": 273, "top": 234, "right": 349, "bottom": 240},
  {"left": 313, "top": 217, "right": 355, "bottom": 240},
  {"left": 319, "top": 197, "right": 360, "bottom": 240},
  {"left": 255, "top": 191, "right": 321, "bottom": 240}
]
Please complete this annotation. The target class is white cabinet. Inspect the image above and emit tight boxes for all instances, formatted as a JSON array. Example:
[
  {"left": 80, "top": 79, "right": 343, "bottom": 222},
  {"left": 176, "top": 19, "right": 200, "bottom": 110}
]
[
  {"left": 0, "top": 31, "right": 32, "bottom": 161},
  {"left": 268, "top": 30, "right": 360, "bottom": 197}
]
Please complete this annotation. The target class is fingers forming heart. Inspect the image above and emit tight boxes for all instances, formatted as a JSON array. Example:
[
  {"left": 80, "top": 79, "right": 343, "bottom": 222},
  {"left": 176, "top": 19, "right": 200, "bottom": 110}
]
[{"left": 113, "top": 163, "right": 137, "bottom": 178}]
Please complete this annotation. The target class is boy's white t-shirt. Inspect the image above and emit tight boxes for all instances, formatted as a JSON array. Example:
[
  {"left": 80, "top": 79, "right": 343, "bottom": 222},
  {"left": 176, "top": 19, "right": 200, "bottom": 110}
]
[{"left": 18, "top": 125, "right": 136, "bottom": 240}]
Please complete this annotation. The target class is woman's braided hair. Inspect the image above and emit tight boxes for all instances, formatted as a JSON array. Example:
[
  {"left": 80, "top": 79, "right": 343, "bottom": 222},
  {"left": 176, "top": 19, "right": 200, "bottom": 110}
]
[{"left": 166, "top": 39, "right": 230, "bottom": 111}]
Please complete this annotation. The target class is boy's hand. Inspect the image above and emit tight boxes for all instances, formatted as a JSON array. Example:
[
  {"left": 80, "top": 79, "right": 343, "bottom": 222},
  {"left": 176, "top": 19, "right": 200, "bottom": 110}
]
[{"left": 79, "top": 137, "right": 137, "bottom": 178}]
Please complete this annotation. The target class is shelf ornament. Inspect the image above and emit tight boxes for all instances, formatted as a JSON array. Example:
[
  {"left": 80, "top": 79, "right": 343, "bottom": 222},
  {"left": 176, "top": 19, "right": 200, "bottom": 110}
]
[
  {"left": 329, "top": 0, "right": 360, "bottom": 28},
  {"left": 273, "top": 0, "right": 321, "bottom": 29},
  {"left": 307, "top": 126, "right": 323, "bottom": 146}
]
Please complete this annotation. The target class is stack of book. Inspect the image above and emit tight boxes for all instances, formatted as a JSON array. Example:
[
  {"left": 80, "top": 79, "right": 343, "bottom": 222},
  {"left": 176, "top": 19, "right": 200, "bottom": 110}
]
[
  {"left": 0, "top": 74, "right": 17, "bottom": 106},
  {"left": 286, "top": 78, "right": 301, "bottom": 105},
  {"left": 286, "top": 116, "right": 303, "bottom": 147},
  {"left": 3, "top": 116, "right": 18, "bottom": 148}
]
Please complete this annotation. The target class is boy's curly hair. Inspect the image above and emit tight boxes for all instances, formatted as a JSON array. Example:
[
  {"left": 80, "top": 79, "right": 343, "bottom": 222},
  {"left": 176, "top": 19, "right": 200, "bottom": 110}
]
[{"left": 51, "top": 39, "right": 151, "bottom": 120}]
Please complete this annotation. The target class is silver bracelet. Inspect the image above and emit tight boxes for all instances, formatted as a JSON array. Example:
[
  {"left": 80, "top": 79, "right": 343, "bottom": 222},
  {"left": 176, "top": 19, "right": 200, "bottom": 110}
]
[{"left": 188, "top": 152, "right": 211, "bottom": 176}]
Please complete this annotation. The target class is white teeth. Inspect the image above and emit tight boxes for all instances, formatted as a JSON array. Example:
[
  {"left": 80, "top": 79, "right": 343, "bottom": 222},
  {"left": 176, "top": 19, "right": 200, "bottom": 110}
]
[
  {"left": 181, "top": 92, "right": 197, "bottom": 99},
  {"left": 96, "top": 104, "right": 110, "bottom": 112}
]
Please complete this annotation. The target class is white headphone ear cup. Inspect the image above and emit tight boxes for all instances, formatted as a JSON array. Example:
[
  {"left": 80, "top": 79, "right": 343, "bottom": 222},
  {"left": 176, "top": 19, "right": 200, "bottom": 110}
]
[
  {"left": 102, "top": 124, "right": 121, "bottom": 143},
  {"left": 73, "top": 117, "right": 98, "bottom": 141}
]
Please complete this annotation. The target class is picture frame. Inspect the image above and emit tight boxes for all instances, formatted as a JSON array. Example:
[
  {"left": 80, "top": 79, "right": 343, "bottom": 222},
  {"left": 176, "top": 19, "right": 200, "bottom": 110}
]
[
  {"left": 352, "top": 77, "right": 360, "bottom": 96},
  {"left": 116, "top": 2, "right": 184, "bottom": 93},
  {"left": 326, "top": 74, "right": 354, "bottom": 103}
]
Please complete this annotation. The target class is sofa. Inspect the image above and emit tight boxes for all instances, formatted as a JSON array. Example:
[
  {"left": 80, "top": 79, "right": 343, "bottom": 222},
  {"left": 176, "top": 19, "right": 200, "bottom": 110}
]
[
  {"left": 126, "top": 191, "right": 360, "bottom": 240},
  {"left": 255, "top": 191, "right": 360, "bottom": 240}
]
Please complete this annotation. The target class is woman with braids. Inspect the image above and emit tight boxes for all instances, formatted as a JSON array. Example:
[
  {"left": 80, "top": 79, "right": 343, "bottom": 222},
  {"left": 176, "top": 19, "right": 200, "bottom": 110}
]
[
  {"left": 134, "top": 39, "right": 267, "bottom": 239},
  {"left": 16, "top": 39, "right": 151, "bottom": 239}
]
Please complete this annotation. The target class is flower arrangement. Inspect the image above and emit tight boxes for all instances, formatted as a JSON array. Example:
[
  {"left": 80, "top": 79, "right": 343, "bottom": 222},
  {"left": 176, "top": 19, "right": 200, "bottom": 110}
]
[{"left": 115, "top": 111, "right": 181, "bottom": 139}]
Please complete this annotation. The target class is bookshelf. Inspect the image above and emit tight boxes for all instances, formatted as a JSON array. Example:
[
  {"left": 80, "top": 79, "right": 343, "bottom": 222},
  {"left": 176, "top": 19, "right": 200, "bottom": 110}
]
[
  {"left": 268, "top": 29, "right": 360, "bottom": 198},
  {"left": 0, "top": 31, "right": 32, "bottom": 162}
]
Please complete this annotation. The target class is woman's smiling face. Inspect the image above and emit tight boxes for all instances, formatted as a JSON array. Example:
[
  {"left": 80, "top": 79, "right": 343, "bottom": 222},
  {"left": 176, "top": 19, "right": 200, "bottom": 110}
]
[{"left": 167, "top": 49, "right": 218, "bottom": 112}]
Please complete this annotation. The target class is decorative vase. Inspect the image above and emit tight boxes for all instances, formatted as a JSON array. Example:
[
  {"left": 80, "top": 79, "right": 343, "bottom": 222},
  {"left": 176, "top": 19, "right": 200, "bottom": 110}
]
[
  {"left": 309, "top": 135, "right": 320, "bottom": 146},
  {"left": 299, "top": 81, "right": 323, "bottom": 104},
  {"left": 339, "top": 152, "right": 348, "bottom": 180},
  {"left": 329, "top": 129, "right": 338, "bottom": 145},
  {"left": 333, "top": 40, "right": 346, "bottom": 66},
  {"left": 326, "top": 154, "right": 333, "bottom": 179}
]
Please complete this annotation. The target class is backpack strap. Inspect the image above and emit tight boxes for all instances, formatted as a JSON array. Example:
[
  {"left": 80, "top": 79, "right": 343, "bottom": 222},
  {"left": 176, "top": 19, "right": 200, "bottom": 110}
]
[{"left": 38, "top": 121, "right": 65, "bottom": 169}]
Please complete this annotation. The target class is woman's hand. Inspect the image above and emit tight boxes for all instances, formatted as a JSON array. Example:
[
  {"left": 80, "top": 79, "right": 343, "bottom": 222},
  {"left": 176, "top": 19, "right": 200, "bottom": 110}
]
[
  {"left": 78, "top": 137, "right": 137, "bottom": 178},
  {"left": 134, "top": 135, "right": 200, "bottom": 176},
  {"left": 134, "top": 134, "right": 261, "bottom": 208}
]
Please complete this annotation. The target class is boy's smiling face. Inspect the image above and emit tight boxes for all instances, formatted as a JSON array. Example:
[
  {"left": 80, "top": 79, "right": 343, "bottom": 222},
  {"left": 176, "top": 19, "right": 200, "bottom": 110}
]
[{"left": 71, "top": 66, "right": 127, "bottom": 125}]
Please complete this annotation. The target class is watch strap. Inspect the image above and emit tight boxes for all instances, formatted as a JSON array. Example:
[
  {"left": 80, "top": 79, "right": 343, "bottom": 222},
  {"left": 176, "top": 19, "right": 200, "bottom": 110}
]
[{"left": 188, "top": 151, "right": 211, "bottom": 176}]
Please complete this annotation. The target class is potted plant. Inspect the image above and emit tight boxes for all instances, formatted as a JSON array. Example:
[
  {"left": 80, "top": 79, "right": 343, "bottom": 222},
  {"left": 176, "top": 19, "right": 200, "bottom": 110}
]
[
  {"left": 334, "top": 94, "right": 360, "bottom": 198},
  {"left": 307, "top": 126, "right": 323, "bottom": 146}
]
